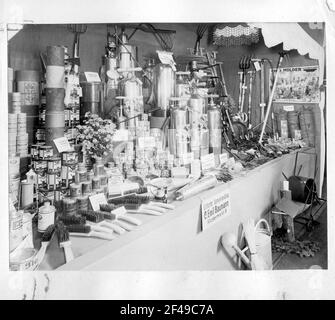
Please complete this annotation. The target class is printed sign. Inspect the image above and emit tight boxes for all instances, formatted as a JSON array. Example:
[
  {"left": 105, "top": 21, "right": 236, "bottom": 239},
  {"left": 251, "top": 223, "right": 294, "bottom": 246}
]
[
  {"left": 84, "top": 72, "right": 101, "bottom": 83},
  {"left": 112, "top": 206, "right": 127, "bottom": 216},
  {"left": 53, "top": 137, "right": 72, "bottom": 153},
  {"left": 201, "top": 153, "right": 216, "bottom": 171},
  {"left": 157, "top": 50, "right": 176, "bottom": 71},
  {"left": 201, "top": 190, "right": 231, "bottom": 231},
  {"left": 283, "top": 105, "right": 295, "bottom": 112},
  {"left": 280, "top": 120, "right": 288, "bottom": 138},
  {"left": 89, "top": 193, "right": 107, "bottom": 211}
]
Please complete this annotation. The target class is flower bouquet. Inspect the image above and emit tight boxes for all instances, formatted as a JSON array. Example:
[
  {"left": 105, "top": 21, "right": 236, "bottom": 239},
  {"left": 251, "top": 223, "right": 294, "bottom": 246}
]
[{"left": 76, "top": 113, "right": 116, "bottom": 164}]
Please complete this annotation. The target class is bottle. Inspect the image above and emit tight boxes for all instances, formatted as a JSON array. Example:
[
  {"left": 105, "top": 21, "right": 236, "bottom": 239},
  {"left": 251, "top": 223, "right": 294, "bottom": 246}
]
[{"left": 38, "top": 201, "right": 56, "bottom": 233}]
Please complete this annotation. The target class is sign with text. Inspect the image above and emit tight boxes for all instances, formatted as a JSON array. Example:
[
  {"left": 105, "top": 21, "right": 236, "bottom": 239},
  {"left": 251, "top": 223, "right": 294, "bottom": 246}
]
[
  {"left": 283, "top": 105, "right": 295, "bottom": 112},
  {"left": 84, "top": 72, "right": 101, "bottom": 83},
  {"left": 201, "top": 153, "right": 215, "bottom": 172},
  {"left": 201, "top": 190, "right": 231, "bottom": 231},
  {"left": 53, "top": 137, "right": 72, "bottom": 153},
  {"left": 89, "top": 193, "right": 107, "bottom": 211}
]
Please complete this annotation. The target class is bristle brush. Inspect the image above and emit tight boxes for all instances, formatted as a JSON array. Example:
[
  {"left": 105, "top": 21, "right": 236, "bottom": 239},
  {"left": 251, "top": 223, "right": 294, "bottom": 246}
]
[
  {"left": 58, "top": 214, "right": 86, "bottom": 225},
  {"left": 102, "top": 210, "right": 142, "bottom": 226},
  {"left": 56, "top": 221, "right": 74, "bottom": 263},
  {"left": 67, "top": 224, "right": 116, "bottom": 240},
  {"left": 78, "top": 209, "right": 127, "bottom": 234},
  {"left": 35, "top": 224, "right": 56, "bottom": 269}
]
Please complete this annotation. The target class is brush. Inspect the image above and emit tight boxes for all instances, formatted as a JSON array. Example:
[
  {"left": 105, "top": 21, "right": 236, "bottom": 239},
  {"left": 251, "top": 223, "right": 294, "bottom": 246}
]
[
  {"left": 67, "top": 224, "right": 116, "bottom": 240},
  {"left": 108, "top": 194, "right": 151, "bottom": 205},
  {"left": 221, "top": 232, "right": 251, "bottom": 269},
  {"left": 58, "top": 214, "right": 86, "bottom": 225},
  {"left": 35, "top": 224, "right": 56, "bottom": 269},
  {"left": 102, "top": 208, "right": 142, "bottom": 227},
  {"left": 99, "top": 203, "right": 118, "bottom": 212},
  {"left": 78, "top": 209, "right": 129, "bottom": 234},
  {"left": 124, "top": 203, "right": 164, "bottom": 216},
  {"left": 56, "top": 221, "right": 74, "bottom": 263}
]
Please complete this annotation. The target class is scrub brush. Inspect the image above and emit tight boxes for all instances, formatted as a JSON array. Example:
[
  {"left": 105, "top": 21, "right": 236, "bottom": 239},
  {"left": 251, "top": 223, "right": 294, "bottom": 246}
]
[
  {"left": 99, "top": 203, "right": 118, "bottom": 212},
  {"left": 67, "top": 224, "right": 116, "bottom": 240},
  {"left": 56, "top": 221, "right": 74, "bottom": 263},
  {"left": 78, "top": 209, "right": 130, "bottom": 234},
  {"left": 58, "top": 214, "right": 86, "bottom": 225},
  {"left": 242, "top": 218, "right": 266, "bottom": 270},
  {"left": 108, "top": 195, "right": 151, "bottom": 205},
  {"left": 35, "top": 224, "right": 56, "bottom": 268}
]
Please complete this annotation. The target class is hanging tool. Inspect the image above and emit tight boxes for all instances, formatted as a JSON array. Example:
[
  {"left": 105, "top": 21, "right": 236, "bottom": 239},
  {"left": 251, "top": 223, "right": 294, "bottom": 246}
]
[
  {"left": 260, "top": 60, "right": 265, "bottom": 122},
  {"left": 67, "top": 24, "right": 88, "bottom": 73},
  {"left": 247, "top": 71, "right": 254, "bottom": 130},
  {"left": 238, "top": 56, "right": 251, "bottom": 122},
  {"left": 258, "top": 52, "right": 287, "bottom": 144}
]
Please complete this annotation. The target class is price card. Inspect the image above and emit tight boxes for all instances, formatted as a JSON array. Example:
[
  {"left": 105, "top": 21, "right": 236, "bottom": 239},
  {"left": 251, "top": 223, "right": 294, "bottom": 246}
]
[
  {"left": 253, "top": 61, "right": 261, "bottom": 71},
  {"left": 283, "top": 105, "right": 295, "bottom": 112},
  {"left": 201, "top": 190, "right": 231, "bottom": 231},
  {"left": 111, "top": 206, "right": 127, "bottom": 216},
  {"left": 171, "top": 166, "right": 189, "bottom": 178},
  {"left": 137, "top": 136, "right": 156, "bottom": 149},
  {"left": 219, "top": 153, "right": 229, "bottom": 165},
  {"left": 113, "top": 129, "right": 129, "bottom": 141},
  {"left": 84, "top": 72, "right": 101, "bottom": 83},
  {"left": 201, "top": 153, "right": 216, "bottom": 171},
  {"left": 89, "top": 193, "right": 107, "bottom": 211},
  {"left": 53, "top": 137, "right": 72, "bottom": 153}
]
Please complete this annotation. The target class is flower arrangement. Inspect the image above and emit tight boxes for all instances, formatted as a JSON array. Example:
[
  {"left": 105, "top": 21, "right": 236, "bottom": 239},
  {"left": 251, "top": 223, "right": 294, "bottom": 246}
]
[{"left": 76, "top": 113, "right": 116, "bottom": 159}]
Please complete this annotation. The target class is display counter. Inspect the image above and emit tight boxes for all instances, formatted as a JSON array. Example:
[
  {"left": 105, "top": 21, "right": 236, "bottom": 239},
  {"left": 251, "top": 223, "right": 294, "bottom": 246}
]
[{"left": 38, "top": 148, "right": 316, "bottom": 271}]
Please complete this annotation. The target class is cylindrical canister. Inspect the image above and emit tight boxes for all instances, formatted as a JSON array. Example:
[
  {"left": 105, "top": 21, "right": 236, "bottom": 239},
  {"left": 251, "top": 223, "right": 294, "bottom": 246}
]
[
  {"left": 8, "top": 156, "right": 20, "bottom": 177},
  {"left": 46, "top": 46, "right": 65, "bottom": 66},
  {"left": 92, "top": 177, "right": 101, "bottom": 190},
  {"left": 46, "top": 66, "right": 65, "bottom": 88},
  {"left": 39, "top": 145, "right": 54, "bottom": 159},
  {"left": 70, "top": 183, "right": 82, "bottom": 198},
  {"left": 208, "top": 106, "right": 222, "bottom": 155},
  {"left": 15, "top": 70, "right": 40, "bottom": 106},
  {"left": 62, "top": 198, "right": 77, "bottom": 216},
  {"left": 47, "top": 157, "right": 62, "bottom": 173},
  {"left": 38, "top": 202, "right": 55, "bottom": 232},
  {"left": 81, "top": 180, "right": 92, "bottom": 195},
  {"left": 20, "top": 180, "right": 34, "bottom": 208},
  {"left": 46, "top": 88, "right": 65, "bottom": 112},
  {"left": 46, "top": 173, "right": 61, "bottom": 190},
  {"left": 77, "top": 196, "right": 89, "bottom": 211},
  {"left": 152, "top": 64, "right": 175, "bottom": 117},
  {"left": 276, "top": 111, "right": 288, "bottom": 138},
  {"left": 61, "top": 150, "right": 78, "bottom": 166}
]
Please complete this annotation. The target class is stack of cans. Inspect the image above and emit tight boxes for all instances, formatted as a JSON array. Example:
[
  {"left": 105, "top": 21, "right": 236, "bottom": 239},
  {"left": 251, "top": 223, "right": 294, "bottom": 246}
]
[
  {"left": 16, "top": 113, "right": 29, "bottom": 157},
  {"left": 11, "top": 92, "right": 22, "bottom": 113},
  {"left": 8, "top": 113, "right": 18, "bottom": 156}
]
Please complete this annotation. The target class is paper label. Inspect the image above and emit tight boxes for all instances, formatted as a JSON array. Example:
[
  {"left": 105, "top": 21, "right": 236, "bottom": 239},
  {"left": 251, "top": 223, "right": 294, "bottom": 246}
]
[
  {"left": 283, "top": 105, "right": 294, "bottom": 112},
  {"left": 280, "top": 120, "right": 288, "bottom": 138},
  {"left": 171, "top": 166, "right": 189, "bottom": 178},
  {"left": 253, "top": 61, "right": 261, "bottom": 72},
  {"left": 113, "top": 129, "right": 129, "bottom": 141},
  {"left": 89, "top": 193, "right": 107, "bottom": 211},
  {"left": 84, "top": 72, "right": 101, "bottom": 83},
  {"left": 201, "top": 190, "right": 231, "bottom": 231},
  {"left": 190, "top": 159, "right": 201, "bottom": 178},
  {"left": 53, "top": 137, "right": 72, "bottom": 153},
  {"left": 219, "top": 153, "right": 229, "bottom": 165},
  {"left": 201, "top": 153, "right": 216, "bottom": 171},
  {"left": 157, "top": 50, "right": 176, "bottom": 71}
]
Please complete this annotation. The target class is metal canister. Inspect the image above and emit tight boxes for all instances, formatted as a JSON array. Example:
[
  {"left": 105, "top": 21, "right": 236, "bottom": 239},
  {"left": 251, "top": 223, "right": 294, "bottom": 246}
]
[
  {"left": 70, "top": 183, "right": 82, "bottom": 198},
  {"left": 92, "top": 177, "right": 101, "bottom": 190},
  {"left": 81, "top": 180, "right": 92, "bottom": 195},
  {"left": 77, "top": 195, "right": 89, "bottom": 211},
  {"left": 61, "top": 150, "right": 78, "bottom": 166},
  {"left": 39, "top": 145, "right": 53, "bottom": 159},
  {"left": 47, "top": 157, "right": 62, "bottom": 173},
  {"left": 62, "top": 198, "right": 77, "bottom": 216},
  {"left": 30, "top": 144, "right": 40, "bottom": 159},
  {"left": 47, "top": 173, "right": 61, "bottom": 190},
  {"left": 37, "top": 173, "right": 47, "bottom": 188},
  {"left": 207, "top": 98, "right": 222, "bottom": 155},
  {"left": 152, "top": 63, "right": 175, "bottom": 117},
  {"left": 37, "top": 202, "right": 55, "bottom": 233},
  {"left": 9, "top": 248, "right": 39, "bottom": 271},
  {"left": 36, "top": 128, "right": 46, "bottom": 142}
]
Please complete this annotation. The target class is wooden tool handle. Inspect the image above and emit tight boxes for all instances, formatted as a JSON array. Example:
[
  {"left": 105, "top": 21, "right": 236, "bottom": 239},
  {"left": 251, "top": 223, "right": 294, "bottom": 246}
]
[
  {"left": 62, "top": 242, "right": 74, "bottom": 263},
  {"left": 118, "top": 215, "right": 142, "bottom": 226}
]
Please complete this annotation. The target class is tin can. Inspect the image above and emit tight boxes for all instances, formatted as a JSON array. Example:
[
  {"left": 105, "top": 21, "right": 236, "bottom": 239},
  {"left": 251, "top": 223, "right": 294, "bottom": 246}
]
[
  {"left": 61, "top": 165, "right": 74, "bottom": 188},
  {"left": 10, "top": 248, "right": 39, "bottom": 271},
  {"left": 37, "top": 173, "right": 47, "bottom": 188},
  {"left": 38, "top": 202, "right": 55, "bottom": 233},
  {"left": 47, "top": 173, "right": 61, "bottom": 190},
  {"left": 99, "top": 175, "right": 108, "bottom": 186},
  {"left": 36, "top": 128, "right": 46, "bottom": 142},
  {"left": 77, "top": 196, "right": 89, "bottom": 211},
  {"left": 62, "top": 198, "right": 77, "bottom": 216},
  {"left": 9, "top": 209, "right": 23, "bottom": 252},
  {"left": 32, "top": 159, "right": 48, "bottom": 173},
  {"left": 61, "top": 150, "right": 78, "bottom": 166},
  {"left": 92, "top": 177, "right": 101, "bottom": 190},
  {"left": 47, "top": 157, "right": 62, "bottom": 173},
  {"left": 70, "top": 183, "right": 82, "bottom": 198},
  {"left": 208, "top": 105, "right": 222, "bottom": 155},
  {"left": 39, "top": 145, "right": 53, "bottom": 159},
  {"left": 81, "top": 180, "right": 92, "bottom": 195},
  {"left": 30, "top": 144, "right": 40, "bottom": 159}
]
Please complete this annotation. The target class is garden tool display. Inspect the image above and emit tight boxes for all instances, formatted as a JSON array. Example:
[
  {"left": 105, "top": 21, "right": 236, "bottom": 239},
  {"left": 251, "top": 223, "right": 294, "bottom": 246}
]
[{"left": 237, "top": 56, "right": 251, "bottom": 123}]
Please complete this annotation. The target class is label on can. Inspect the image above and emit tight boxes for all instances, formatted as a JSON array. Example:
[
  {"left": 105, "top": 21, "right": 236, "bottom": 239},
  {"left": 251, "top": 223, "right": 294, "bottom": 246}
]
[
  {"left": 38, "top": 211, "right": 55, "bottom": 233},
  {"left": 47, "top": 158, "right": 62, "bottom": 173},
  {"left": 39, "top": 146, "right": 53, "bottom": 159},
  {"left": 47, "top": 173, "right": 61, "bottom": 190},
  {"left": 18, "top": 81, "right": 39, "bottom": 105}
]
